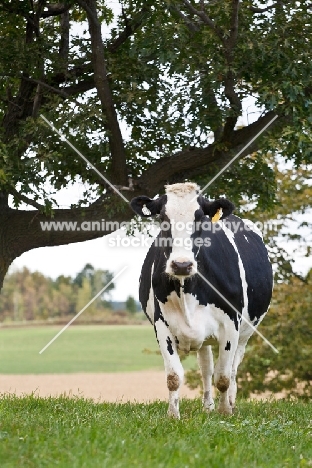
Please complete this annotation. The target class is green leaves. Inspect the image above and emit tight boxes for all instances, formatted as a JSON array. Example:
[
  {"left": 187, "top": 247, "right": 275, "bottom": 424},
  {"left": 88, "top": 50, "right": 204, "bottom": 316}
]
[
  {"left": 1, "top": 1, "right": 311, "bottom": 198},
  {"left": 0, "top": 0, "right": 310, "bottom": 280}
]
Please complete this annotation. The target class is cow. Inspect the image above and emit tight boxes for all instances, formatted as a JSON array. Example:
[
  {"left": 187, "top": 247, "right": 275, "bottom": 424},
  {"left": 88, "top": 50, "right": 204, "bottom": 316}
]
[{"left": 130, "top": 182, "right": 273, "bottom": 418}]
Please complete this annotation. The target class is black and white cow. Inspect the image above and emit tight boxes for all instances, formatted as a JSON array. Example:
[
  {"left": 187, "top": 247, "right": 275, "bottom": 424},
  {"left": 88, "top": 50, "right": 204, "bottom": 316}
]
[{"left": 131, "top": 182, "right": 273, "bottom": 418}]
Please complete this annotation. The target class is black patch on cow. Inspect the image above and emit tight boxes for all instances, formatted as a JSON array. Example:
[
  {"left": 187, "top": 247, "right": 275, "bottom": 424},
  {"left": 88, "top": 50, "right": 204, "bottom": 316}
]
[
  {"left": 157, "top": 213, "right": 173, "bottom": 262},
  {"left": 225, "top": 341, "right": 231, "bottom": 351},
  {"left": 231, "top": 215, "right": 273, "bottom": 323},
  {"left": 130, "top": 194, "right": 167, "bottom": 217},
  {"left": 139, "top": 211, "right": 272, "bottom": 333},
  {"left": 154, "top": 297, "right": 169, "bottom": 327},
  {"left": 153, "top": 324, "right": 159, "bottom": 345},
  {"left": 166, "top": 337, "right": 174, "bottom": 355},
  {"left": 198, "top": 197, "right": 235, "bottom": 220}
]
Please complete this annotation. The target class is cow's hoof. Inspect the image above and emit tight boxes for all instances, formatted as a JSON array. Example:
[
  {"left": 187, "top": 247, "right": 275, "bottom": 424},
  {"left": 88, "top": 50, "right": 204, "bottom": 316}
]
[
  {"left": 167, "top": 408, "right": 180, "bottom": 419},
  {"left": 218, "top": 405, "right": 233, "bottom": 415},
  {"left": 203, "top": 402, "right": 215, "bottom": 413},
  {"left": 167, "top": 398, "right": 180, "bottom": 418}
]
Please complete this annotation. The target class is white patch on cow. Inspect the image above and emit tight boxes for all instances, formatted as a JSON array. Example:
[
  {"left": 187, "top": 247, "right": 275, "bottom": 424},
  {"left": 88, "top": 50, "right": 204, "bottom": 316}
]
[
  {"left": 164, "top": 184, "right": 200, "bottom": 276},
  {"left": 242, "top": 219, "right": 263, "bottom": 239},
  {"left": 178, "top": 280, "right": 192, "bottom": 327},
  {"left": 145, "top": 263, "right": 155, "bottom": 323},
  {"left": 159, "top": 291, "right": 237, "bottom": 353},
  {"left": 220, "top": 221, "right": 249, "bottom": 322}
]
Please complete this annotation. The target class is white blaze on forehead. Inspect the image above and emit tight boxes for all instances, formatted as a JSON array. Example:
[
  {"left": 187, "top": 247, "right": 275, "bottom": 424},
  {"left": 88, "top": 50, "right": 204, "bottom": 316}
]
[
  {"left": 164, "top": 183, "right": 200, "bottom": 273},
  {"left": 165, "top": 183, "right": 200, "bottom": 222}
]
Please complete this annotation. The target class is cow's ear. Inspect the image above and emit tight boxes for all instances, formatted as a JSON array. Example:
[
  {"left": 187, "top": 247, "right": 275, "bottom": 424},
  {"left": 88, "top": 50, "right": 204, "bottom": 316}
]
[
  {"left": 200, "top": 197, "right": 235, "bottom": 221},
  {"left": 130, "top": 195, "right": 166, "bottom": 217}
]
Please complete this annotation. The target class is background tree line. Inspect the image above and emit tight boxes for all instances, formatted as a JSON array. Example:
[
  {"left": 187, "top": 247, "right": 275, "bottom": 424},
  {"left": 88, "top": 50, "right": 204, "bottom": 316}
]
[{"left": 0, "top": 263, "right": 139, "bottom": 322}]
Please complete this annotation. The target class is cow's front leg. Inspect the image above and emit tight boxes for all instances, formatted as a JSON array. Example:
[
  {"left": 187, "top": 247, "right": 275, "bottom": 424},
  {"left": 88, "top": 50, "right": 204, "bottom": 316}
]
[
  {"left": 197, "top": 345, "right": 215, "bottom": 412},
  {"left": 214, "top": 326, "right": 238, "bottom": 415},
  {"left": 154, "top": 318, "right": 184, "bottom": 419}
]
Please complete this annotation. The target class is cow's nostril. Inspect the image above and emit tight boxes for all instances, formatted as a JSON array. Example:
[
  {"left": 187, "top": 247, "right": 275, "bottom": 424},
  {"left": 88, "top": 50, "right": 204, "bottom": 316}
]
[{"left": 171, "top": 261, "right": 193, "bottom": 276}]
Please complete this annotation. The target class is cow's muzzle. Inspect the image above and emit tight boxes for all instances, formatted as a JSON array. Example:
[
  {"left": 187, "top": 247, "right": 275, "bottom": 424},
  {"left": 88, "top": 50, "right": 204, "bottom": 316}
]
[{"left": 171, "top": 261, "right": 193, "bottom": 276}]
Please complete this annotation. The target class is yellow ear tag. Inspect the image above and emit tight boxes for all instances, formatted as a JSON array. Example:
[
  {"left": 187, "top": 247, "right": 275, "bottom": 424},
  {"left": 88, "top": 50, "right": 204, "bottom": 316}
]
[{"left": 212, "top": 207, "right": 223, "bottom": 223}]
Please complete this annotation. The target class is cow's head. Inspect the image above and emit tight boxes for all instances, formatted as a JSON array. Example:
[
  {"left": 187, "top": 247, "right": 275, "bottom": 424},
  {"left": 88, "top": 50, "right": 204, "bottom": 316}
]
[{"left": 131, "top": 183, "right": 235, "bottom": 278}]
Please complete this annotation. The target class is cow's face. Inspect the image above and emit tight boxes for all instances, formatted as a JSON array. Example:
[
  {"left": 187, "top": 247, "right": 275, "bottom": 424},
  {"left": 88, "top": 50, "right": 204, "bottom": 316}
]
[{"left": 131, "top": 182, "right": 234, "bottom": 279}]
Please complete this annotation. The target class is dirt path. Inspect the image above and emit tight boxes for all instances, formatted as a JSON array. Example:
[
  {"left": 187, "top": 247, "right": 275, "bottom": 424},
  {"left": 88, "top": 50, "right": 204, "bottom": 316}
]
[
  {"left": 0, "top": 371, "right": 200, "bottom": 403},
  {"left": 1, "top": 372, "right": 286, "bottom": 402}
]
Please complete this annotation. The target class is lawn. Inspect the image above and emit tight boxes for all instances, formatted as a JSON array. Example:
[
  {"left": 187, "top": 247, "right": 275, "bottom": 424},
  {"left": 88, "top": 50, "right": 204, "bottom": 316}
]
[
  {"left": 0, "top": 396, "right": 311, "bottom": 467},
  {"left": 0, "top": 325, "right": 197, "bottom": 374}
]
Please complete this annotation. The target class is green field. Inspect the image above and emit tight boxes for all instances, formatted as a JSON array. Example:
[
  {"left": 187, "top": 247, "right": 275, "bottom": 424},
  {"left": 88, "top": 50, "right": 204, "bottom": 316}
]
[
  {"left": 0, "top": 396, "right": 311, "bottom": 467},
  {"left": 0, "top": 325, "right": 197, "bottom": 374}
]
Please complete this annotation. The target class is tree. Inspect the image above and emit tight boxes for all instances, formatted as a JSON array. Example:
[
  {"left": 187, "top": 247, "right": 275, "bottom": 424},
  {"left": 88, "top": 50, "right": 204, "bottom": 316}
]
[
  {"left": 125, "top": 295, "right": 137, "bottom": 314},
  {"left": 0, "top": 264, "right": 115, "bottom": 320},
  {"left": 74, "top": 263, "right": 114, "bottom": 307},
  {"left": 238, "top": 154, "right": 312, "bottom": 282},
  {"left": 0, "top": 1, "right": 311, "bottom": 290}
]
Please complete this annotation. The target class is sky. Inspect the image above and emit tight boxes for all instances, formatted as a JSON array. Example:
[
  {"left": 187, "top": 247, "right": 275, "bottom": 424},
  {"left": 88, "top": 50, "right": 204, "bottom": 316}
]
[{"left": 7, "top": 2, "right": 312, "bottom": 301}]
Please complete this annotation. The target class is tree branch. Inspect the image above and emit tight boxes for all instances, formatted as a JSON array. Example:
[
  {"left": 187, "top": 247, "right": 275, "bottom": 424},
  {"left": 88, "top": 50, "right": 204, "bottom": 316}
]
[
  {"left": 59, "top": 9, "right": 70, "bottom": 67},
  {"left": 48, "top": 2, "right": 152, "bottom": 88},
  {"left": 77, "top": 0, "right": 128, "bottom": 186},
  {"left": 63, "top": 79, "right": 95, "bottom": 96},
  {"left": 168, "top": 4, "right": 201, "bottom": 33},
  {"left": 109, "top": 1, "right": 153, "bottom": 53},
  {"left": 8, "top": 187, "right": 44, "bottom": 211},
  {"left": 226, "top": 0, "right": 240, "bottom": 54},
  {"left": 223, "top": 71, "right": 242, "bottom": 136},
  {"left": 137, "top": 111, "right": 282, "bottom": 194},
  {"left": 41, "top": 3, "right": 70, "bottom": 17},
  {"left": 222, "top": 0, "right": 241, "bottom": 136},
  {"left": 22, "top": 76, "right": 70, "bottom": 99},
  {"left": 2, "top": 13, "right": 41, "bottom": 141},
  {"left": 181, "top": 0, "right": 224, "bottom": 41},
  {"left": 5, "top": 196, "right": 133, "bottom": 260}
]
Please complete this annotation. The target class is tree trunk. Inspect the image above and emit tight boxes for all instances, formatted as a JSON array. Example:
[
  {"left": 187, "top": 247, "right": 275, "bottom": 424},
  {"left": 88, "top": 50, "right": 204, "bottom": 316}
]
[
  {"left": 0, "top": 193, "right": 14, "bottom": 291},
  {"left": 0, "top": 254, "right": 12, "bottom": 292}
]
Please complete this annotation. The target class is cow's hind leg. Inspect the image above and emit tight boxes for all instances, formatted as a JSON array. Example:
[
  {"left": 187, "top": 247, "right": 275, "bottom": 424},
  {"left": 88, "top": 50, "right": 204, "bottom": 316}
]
[
  {"left": 197, "top": 345, "right": 215, "bottom": 412},
  {"left": 214, "top": 327, "right": 238, "bottom": 415},
  {"left": 154, "top": 314, "right": 184, "bottom": 419},
  {"left": 228, "top": 319, "right": 261, "bottom": 409},
  {"left": 228, "top": 341, "right": 246, "bottom": 410}
]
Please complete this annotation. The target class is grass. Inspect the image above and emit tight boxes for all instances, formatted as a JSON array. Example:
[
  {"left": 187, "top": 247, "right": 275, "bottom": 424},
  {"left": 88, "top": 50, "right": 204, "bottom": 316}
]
[
  {"left": 0, "top": 396, "right": 311, "bottom": 467},
  {"left": 0, "top": 325, "right": 197, "bottom": 374}
]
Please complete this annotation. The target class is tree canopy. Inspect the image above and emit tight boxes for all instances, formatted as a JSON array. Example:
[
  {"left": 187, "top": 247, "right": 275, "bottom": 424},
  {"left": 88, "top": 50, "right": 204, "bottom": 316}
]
[{"left": 0, "top": 0, "right": 311, "bottom": 288}]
